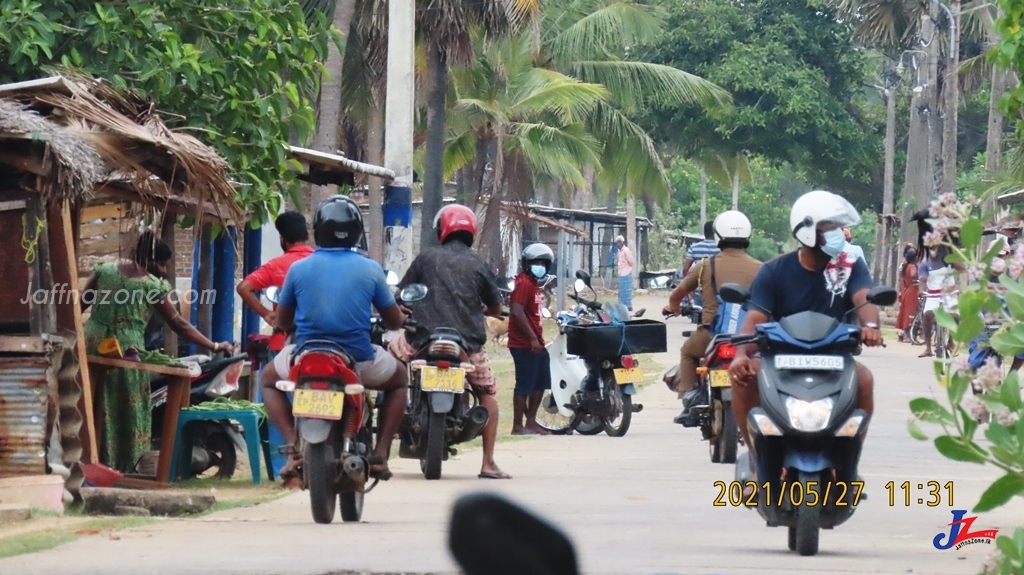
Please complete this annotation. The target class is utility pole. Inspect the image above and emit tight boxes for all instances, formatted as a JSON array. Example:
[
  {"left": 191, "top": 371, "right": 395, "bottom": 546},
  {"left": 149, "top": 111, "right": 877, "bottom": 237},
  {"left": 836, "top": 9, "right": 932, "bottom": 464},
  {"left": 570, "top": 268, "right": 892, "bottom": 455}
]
[
  {"left": 983, "top": 5, "right": 1008, "bottom": 218},
  {"left": 699, "top": 165, "right": 707, "bottom": 228},
  {"left": 924, "top": 6, "right": 942, "bottom": 203},
  {"left": 626, "top": 195, "right": 637, "bottom": 289},
  {"left": 383, "top": 0, "right": 415, "bottom": 278},
  {"left": 940, "top": 0, "right": 960, "bottom": 197},
  {"left": 731, "top": 152, "right": 740, "bottom": 210},
  {"left": 878, "top": 75, "right": 897, "bottom": 286}
]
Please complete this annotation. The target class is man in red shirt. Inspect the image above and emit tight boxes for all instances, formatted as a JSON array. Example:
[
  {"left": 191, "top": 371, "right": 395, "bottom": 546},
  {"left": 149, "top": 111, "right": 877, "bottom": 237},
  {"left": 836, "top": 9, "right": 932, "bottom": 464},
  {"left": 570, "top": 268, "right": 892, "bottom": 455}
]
[
  {"left": 508, "top": 243, "right": 554, "bottom": 435},
  {"left": 236, "top": 211, "right": 313, "bottom": 353}
]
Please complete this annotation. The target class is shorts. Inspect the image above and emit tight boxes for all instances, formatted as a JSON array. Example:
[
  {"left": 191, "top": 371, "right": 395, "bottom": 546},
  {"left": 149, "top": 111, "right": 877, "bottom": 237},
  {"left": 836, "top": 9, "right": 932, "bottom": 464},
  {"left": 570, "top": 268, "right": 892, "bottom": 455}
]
[
  {"left": 923, "top": 292, "right": 958, "bottom": 313},
  {"left": 273, "top": 343, "right": 397, "bottom": 388},
  {"left": 386, "top": 331, "right": 497, "bottom": 395},
  {"left": 510, "top": 347, "right": 552, "bottom": 396}
]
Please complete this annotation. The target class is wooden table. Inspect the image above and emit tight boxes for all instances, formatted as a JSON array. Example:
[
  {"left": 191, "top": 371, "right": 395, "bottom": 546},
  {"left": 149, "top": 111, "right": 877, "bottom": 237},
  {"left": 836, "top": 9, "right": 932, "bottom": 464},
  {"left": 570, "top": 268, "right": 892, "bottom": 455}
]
[{"left": 87, "top": 355, "right": 192, "bottom": 488}]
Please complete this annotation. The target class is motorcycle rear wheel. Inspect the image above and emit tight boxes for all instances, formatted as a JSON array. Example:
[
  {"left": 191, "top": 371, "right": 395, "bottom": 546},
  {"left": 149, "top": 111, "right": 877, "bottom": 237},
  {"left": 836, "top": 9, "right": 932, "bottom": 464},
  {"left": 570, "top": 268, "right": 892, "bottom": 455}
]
[
  {"left": 536, "top": 389, "right": 573, "bottom": 434},
  {"left": 305, "top": 442, "right": 336, "bottom": 524},
  {"left": 709, "top": 401, "right": 738, "bottom": 464},
  {"left": 570, "top": 414, "right": 604, "bottom": 435},
  {"left": 422, "top": 411, "right": 446, "bottom": 480},
  {"left": 794, "top": 471, "right": 821, "bottom": 556},
  {"left": 601, "top": 372, "right": 632, "bottom": 437}
]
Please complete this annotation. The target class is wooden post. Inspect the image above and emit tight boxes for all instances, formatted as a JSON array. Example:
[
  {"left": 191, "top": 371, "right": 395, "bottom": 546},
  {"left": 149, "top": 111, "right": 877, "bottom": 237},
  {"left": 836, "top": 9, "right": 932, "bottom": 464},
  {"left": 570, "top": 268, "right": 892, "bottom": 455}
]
[
  {"left": 63, "top": 200, "right": 98, "bottom": 463},
  {"left": 160, "top": 215, "right": 178, "bottom": 356}
]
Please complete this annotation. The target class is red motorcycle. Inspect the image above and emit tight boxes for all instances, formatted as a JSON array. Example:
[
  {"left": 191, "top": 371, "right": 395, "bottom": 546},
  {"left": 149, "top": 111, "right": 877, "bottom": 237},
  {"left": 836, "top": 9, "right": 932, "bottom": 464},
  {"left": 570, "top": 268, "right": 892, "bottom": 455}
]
[{"left": 275, "top": 340, "right": 376, "bottom": 524}]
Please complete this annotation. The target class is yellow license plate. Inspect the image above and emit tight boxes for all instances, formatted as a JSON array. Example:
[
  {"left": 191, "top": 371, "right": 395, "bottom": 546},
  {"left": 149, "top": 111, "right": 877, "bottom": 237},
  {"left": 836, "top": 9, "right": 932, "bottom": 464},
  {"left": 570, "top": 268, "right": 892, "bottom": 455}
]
[
  {"left": 293, "top": 388, "right": 344, "bottom": 420},
  {"left": 420, "top": 367, "right": 466, "bottom": 393},
  {"left": 613, "top": 367, "right": 644, "bottom": 384},
  {"left": 709, "top": 369, "right": 731, "bottom": 387}
]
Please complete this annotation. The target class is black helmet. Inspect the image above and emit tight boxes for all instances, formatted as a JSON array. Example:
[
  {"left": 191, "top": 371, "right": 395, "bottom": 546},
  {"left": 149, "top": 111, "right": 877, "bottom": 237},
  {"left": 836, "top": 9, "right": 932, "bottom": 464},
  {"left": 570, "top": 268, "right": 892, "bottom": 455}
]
[{"left": 313, "top": 195, "right": 364, "bottom": 248}]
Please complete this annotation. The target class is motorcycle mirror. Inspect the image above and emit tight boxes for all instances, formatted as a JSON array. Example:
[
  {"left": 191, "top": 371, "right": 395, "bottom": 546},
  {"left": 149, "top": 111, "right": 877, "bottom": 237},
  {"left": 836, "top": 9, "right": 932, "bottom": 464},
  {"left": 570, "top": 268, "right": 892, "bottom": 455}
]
[
  {"left": 265, "top": 286, "right": 280, "bottom": 304},
  {"left": 507, "top": 279, "right": 516, "bottom": 291},
  {"left": 541, "top": 307, "right": 552, "bottom": 319},
  {"left": 633, "top": 308, "right": 645, "bottom": 317},
  {"left": 399, "top": 283, "right": 429, "bottom": 303},
  {"left": 573, "top": 279, "right": 586, "bottom": 294},
  {"left": 449, "top": 492, "right": 579, "bottom": 575},
  {"left": 718, "top": 283, "right": 750, "bottom": 304},
  {"left": 385, "top": 270, "right": 400, "bottom": 287},
  {"left": 865, "top": 286, "right": 898, "bottom": 307},
  {"left": 574, "top": 269, "right": 592, "bottom": 287}
]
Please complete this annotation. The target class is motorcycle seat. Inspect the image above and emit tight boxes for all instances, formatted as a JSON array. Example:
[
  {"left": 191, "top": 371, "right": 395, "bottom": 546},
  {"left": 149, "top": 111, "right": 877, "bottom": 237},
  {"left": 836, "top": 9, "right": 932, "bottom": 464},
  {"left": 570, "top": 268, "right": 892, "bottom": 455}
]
[
  {"left": 428, "top": 327, "right": 465, "bottom": 346},
  {"left": 293, "top": 340, "right": 355, "bottom": 366}
]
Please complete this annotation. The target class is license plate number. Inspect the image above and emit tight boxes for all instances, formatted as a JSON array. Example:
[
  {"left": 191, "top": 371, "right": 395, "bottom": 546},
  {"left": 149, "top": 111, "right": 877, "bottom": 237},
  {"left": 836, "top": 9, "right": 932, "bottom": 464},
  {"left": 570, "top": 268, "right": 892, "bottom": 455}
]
[
  {"left": 773, "top": 355, "right": 844, "bottom": 371},
  {"left": 420, "top": 367, "right": 466, "bottom": 393},
  {"left": 613, "top": 367, "right": 644, "bottom": 384},
  {"left": 709, "top": 369, "right": 731, "bottom": 387},
  {"left": 293, "top": 389, "right": 344, "bottom": 420}
]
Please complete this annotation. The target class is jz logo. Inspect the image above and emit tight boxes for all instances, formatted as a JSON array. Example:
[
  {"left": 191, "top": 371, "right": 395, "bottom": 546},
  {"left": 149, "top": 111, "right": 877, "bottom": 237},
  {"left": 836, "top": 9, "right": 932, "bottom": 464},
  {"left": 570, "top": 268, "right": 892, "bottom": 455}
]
[{"left": 933, "top": 510, "right": 999, "bottom": 550}]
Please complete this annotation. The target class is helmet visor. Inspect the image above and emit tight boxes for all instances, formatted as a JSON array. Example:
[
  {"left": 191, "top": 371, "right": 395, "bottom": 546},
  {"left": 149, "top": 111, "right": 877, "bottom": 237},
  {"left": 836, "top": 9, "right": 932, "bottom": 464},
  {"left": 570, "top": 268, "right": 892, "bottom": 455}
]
[{"left": 816, "top": 195, "right": 861, "bottom": 230}]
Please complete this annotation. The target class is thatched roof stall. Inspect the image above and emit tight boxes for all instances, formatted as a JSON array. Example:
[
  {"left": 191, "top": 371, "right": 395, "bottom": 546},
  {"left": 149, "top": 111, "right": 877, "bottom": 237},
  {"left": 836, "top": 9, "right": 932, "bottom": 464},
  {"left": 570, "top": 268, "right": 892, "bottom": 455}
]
[{"left": 0, "top": 74, "right": 243, "bottom": 501}]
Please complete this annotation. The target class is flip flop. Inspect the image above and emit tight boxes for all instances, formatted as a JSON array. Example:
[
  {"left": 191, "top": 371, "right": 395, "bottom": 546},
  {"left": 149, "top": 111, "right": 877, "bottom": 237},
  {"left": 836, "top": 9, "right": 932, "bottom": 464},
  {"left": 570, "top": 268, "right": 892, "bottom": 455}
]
[
  {"left": 478, "top": 470, "right": 512, "bottom": 479},
  {"left": 918, "top": 351, "right": 934, "bottom": 358}
]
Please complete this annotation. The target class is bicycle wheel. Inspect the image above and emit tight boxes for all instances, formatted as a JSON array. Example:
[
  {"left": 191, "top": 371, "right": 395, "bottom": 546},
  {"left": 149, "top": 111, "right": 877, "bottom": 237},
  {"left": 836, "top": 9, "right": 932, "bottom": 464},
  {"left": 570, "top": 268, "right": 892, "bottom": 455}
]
[{"left": 909, "top": 312, "right": 925, "bottom": 345}]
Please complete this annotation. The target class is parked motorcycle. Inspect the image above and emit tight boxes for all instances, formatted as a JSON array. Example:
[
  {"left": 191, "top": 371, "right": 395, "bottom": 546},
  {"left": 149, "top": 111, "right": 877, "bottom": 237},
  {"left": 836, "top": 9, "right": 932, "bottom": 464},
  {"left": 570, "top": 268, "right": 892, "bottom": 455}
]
[
  {"left": 395, "top": 287, "right": 490, "bottom": 480},
  {"left": 150, "top": 353, "right": 247, "bottom": 479},
  {"left": 720, "top": 282, "right": 896, "bottom": 556},
  {"left": 675, "top": 330, "right": 741, "bottom": 463},
  {"left": 536, "top": 270, "right": 666, "bottom": 437},
  {"left": 272, "top": 282, "right": 429, "bottom": 524}
]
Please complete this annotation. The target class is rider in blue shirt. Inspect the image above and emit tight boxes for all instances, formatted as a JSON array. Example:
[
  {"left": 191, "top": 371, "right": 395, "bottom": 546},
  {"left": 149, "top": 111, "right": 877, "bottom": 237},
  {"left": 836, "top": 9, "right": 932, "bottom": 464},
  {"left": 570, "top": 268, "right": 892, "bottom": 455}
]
[{"left": 261, "top": 195, "right": 408, "bottom": 487}]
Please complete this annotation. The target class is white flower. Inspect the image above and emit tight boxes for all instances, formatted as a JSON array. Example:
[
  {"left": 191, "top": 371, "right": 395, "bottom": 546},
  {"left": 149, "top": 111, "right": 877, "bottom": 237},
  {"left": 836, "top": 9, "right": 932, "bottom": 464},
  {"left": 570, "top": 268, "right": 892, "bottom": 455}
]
[
  {"left": 963, "top": 395, "right": 990, "bottom": 422},
  {"left": 991, "top": 257, "right": 1007, "bottom": 275},
  {"left": 972, "top": 357, "right": 1004, "bottom": 392},
  {"left": 923, "top": 230, "right": 945, "bottom": 247},
  {"left": 995, "top": 410, "right": 1020, "bottom": 427},
  {"left": 950, "top": 355, "right": 971, "bottom": 376}
]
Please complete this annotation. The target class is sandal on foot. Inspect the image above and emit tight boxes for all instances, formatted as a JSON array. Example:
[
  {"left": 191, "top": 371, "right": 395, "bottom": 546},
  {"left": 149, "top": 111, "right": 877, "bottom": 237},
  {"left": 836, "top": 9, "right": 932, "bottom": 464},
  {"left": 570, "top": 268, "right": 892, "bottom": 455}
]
[
  {"left": 918, "top": 351, "right": 933, "bottom": 358},
  {"left": 479, "top": 470, "right": 512, "bottom": 479}
]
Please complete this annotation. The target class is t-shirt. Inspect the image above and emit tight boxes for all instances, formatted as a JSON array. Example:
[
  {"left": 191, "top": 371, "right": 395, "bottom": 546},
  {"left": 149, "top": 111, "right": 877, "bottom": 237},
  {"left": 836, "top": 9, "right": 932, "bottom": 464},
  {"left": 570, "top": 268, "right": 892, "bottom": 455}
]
[
  {"left": 617, "top": 246, "right": 635, "bottom": 276},
  {"left": 508, "top": 273, "right": 544, "bottom": 348},
  {"left": 278, "top": 248, "right": 395, "bottom": 362},
  {"left": 749, "top": 251, "right": 873, "bottom": 320},
  {"left": 243, "top": 245, "right": 314, "bottom": 350},
  {"left": 398, "top": 242, "right": 502, "bottom": 353},
  {"left": 687, "top": 239, "right": 720, "bottom": 263},
  {"left": 679, "top": 248, "right": 762, "bottom": 324}
]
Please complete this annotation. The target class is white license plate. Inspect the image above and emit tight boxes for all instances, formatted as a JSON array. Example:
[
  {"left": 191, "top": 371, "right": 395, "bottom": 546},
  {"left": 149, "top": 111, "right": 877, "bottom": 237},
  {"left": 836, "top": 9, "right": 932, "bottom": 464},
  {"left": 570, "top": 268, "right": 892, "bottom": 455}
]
[{"left": 773, "top": 355, "right": 844, "bottom": 371}]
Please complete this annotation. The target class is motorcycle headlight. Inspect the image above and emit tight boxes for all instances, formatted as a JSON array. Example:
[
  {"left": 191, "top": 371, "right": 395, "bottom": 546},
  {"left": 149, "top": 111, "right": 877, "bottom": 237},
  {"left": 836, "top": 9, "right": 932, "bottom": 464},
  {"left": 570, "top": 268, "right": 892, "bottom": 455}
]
[{"left": 784, "top": 397, "right": 834, "bottom": 432}]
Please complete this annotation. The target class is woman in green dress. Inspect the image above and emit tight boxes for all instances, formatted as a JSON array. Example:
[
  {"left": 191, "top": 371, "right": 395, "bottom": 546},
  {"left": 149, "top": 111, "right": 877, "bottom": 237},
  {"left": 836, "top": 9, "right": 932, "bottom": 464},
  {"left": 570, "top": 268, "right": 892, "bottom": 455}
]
[{"left": 82, "top": 231, "right": 234, "bottom": 473}]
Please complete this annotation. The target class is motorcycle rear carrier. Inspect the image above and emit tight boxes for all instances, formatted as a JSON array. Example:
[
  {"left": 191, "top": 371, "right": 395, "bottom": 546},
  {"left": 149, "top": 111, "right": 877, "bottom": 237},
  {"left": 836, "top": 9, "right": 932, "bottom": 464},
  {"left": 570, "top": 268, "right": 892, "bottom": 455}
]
[{"left": 564, "top": 319, "right": 668, "bottom": 356}]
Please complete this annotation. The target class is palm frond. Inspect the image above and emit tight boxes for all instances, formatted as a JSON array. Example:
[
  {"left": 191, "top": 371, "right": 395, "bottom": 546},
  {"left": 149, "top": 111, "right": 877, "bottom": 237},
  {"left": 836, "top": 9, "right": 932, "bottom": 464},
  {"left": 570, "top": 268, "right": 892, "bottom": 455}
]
[
  {"left": 548, "top": 2, "right": 664, "bottom": 63},
  {"left": 443, "top": 130, "right": 479, "bottom": 179},
  {"left": 588, "top": 103, "right": 668, "bottom": 203},
  {"left": 567, "top": 60, "right": 731, "bottom": 113},
  {"left": 512, "top": 68, "right": 610, "bottom": 123},
  {"left": 509, "top": 122, "right": 600, "bottom": 188}
]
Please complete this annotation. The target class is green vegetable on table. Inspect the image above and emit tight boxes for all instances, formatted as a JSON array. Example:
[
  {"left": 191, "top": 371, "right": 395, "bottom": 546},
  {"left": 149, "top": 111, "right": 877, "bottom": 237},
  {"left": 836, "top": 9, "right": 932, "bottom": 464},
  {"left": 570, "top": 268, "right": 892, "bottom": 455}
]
[{"left": 184, "top": 397, "right": 268, "bottom": 420}]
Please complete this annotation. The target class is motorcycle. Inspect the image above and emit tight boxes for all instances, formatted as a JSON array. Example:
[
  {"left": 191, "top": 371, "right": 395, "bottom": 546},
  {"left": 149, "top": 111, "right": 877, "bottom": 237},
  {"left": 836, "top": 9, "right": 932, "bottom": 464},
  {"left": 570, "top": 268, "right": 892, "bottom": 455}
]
[
  {"left": 150, "top": 353, "right": 248, "bottom": 479},
  {"left": 674, "top": 330, "right": 741, "bottom": 463},
  {"left": 536, "top": 270, "right": 666, "bottom": 437},
  {"left": 271, "top": 282, "right": 429, "bottom": 524},
  {"left": 720, "top": 282, "right": 896, "bottom": 556},
  {"left": 396, "top": 288, "right": 491, "bottom": 480}
]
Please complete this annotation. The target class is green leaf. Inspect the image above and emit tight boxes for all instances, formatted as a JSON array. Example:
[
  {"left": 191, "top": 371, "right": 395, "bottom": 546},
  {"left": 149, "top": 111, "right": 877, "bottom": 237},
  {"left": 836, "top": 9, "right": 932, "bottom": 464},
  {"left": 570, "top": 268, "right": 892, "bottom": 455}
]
[
  {"left": 949, "top": 371, "right": 971, "bottom": 406},
  {"left": 934, "top": 308, "right": 960, "bottom": 338},
  {"left": 908, "top": 419, "right": 929, "bottom": 441},
  {"left": 910, "top": 397, "right": 956, "bottom": 425},
  {"left": 934, "top": 435, "right": 988, "bottom": 464},
  {"left": 960, "top": 218, "right": 984, "bottom": 252},
  {"left": 996, "top": 534, "right": 1021, "bottom": 563},
  {"left": 959, "top": 406, "right": 979, "bottom": 439},
  {"left": 1002, "top": 372, "right": 1022, "bottom": 411},
  {"left": 974, "top": 473, "right": 1024, "bottom": 512},
  {"left": 991, "top": 323, "right": 1024, "bottom": 358}
]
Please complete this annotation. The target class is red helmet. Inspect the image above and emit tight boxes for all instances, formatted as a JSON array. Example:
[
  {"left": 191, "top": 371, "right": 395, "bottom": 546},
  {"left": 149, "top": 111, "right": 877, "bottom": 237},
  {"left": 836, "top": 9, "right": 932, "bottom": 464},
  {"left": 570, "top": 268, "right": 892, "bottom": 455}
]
[{"left": 434, "top": 204, "right": 478, "bottom": 245}]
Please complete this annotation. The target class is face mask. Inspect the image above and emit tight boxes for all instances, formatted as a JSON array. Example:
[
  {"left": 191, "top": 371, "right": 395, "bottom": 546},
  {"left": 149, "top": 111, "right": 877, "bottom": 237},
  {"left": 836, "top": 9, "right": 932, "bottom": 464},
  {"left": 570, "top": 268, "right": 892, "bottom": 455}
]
[
  {"left": 530, "top": 264, "right": 546, "bottom": 279},
  {"left": 821, "top": 228, "right": 846, "bottom": 258}
]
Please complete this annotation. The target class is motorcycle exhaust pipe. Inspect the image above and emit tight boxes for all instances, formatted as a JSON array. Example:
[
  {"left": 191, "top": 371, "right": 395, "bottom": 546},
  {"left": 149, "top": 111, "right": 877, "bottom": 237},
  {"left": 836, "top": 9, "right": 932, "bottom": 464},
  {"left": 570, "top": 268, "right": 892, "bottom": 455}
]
[
  {"left": 632, "top": 403, "right": 644, "bottom": 413},
  {"left": 453, "top": 406, "right": 490, "bottom": 444},
  {"left": 342, "top": 454, "right": 367, "bottom": 483}
]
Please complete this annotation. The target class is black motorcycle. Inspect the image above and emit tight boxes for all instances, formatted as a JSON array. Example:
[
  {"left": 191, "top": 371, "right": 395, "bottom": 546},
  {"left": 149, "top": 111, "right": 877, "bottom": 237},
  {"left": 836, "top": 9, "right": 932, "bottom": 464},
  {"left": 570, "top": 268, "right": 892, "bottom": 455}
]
[{"left": 720, "top": 282, "right": 896, "bottom": 556}]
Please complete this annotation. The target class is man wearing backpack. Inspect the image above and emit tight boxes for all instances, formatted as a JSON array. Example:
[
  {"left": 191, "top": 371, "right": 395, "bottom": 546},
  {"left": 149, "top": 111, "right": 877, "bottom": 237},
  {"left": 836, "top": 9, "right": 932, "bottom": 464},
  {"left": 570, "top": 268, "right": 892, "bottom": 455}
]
[{"left": 663, "top": 211, "right": 762, "bottom": 424}]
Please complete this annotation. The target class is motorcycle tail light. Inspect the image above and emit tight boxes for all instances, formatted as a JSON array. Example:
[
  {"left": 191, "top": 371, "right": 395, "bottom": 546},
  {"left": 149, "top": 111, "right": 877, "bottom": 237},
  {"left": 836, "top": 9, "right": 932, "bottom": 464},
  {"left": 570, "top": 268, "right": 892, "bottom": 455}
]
[
  {"left": 205, "top": 360, "right": 244, "bottom": 398},
  {"left": 437, "top": 360, "right": 451, "bottom": 369},
  {"left": 621, "top": 355, "right": 635, "bottom": 369},
  {"left": 298, "top": 352, "right": 347, "bottom": 378},
  {"left": 309, "top": 381, "right": 330, "bottom": 390},
  {"left": 428, "top": 340, "right": 461, "bottom": 358},
  {"left": 717, "top": 344, "right": 736, "bottom": 359}
]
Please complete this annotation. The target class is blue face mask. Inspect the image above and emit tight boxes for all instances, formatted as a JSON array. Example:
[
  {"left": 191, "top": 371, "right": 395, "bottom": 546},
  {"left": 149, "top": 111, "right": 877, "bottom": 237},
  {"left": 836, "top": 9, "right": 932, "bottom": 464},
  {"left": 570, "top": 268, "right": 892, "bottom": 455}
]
[
  {"left": 530, "top": 264, "right": 547, "bottom": 279},
  {"left": 821, "top": 228, "right": 846, "bottom": 258}
]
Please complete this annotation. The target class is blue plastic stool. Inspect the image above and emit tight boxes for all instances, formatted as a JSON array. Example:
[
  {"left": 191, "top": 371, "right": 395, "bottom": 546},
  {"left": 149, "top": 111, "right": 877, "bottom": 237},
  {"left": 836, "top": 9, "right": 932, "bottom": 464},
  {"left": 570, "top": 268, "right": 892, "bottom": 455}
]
[
  {"left": 170, "top": 409, "right": 275, "bottom": 484},
  {"left": 255, "top": 352, "right": 290, "bottom": 478}
]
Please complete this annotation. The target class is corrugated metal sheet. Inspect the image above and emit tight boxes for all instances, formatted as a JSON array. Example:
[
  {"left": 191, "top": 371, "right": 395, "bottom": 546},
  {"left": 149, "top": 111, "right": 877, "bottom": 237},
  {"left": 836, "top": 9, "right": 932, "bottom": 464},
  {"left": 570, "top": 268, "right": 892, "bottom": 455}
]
[{"left": 0, "top": 356, "right": 53, "bottom": 477}]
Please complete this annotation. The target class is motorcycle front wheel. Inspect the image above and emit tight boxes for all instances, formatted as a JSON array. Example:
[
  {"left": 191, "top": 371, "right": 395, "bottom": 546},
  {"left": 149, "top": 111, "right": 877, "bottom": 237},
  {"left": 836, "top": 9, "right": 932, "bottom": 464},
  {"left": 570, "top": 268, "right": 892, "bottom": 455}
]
[
  {"left": 536, "top": 389, "right": 573, "bottom": 434},
  {"left": 340, "top": 424, "right": 372, "bottom": 522},
  {"left": 601, "top": 372, "right": 632, "bottom": 437},
  {"left": 709, "top": 400, "right": 738, "bottom": 464},
  {"left": 305, "top": 442, "right": 337, "bottom": 524},
  {"left": 793, "top": 471, "right": 822, "bottom": 556}
]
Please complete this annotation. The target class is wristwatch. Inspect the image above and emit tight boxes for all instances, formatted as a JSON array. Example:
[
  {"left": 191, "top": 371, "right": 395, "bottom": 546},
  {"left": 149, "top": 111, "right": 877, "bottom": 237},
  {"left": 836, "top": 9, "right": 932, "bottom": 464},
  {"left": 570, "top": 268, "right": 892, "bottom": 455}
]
[{"left": 864, "top": 322, "right": 879, "bottom": 329}]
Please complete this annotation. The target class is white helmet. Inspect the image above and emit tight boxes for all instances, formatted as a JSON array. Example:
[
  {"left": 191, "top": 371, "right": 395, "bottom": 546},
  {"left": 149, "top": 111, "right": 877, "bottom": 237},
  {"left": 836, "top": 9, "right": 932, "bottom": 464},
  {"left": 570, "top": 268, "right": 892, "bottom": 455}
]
[
  {"left": 789, "top": 190, "right": 861, "bottom": 248},
  {"left": 713, "top": 210, "right": 752, "bottom": 245}
]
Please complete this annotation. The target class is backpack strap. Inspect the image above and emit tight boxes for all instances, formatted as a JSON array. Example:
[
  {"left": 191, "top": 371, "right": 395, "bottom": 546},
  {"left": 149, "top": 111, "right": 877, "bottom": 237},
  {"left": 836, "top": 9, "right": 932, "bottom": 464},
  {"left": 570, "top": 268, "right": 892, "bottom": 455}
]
[{"left": 710, "top": 255, "right": 719, "bottom": 294}]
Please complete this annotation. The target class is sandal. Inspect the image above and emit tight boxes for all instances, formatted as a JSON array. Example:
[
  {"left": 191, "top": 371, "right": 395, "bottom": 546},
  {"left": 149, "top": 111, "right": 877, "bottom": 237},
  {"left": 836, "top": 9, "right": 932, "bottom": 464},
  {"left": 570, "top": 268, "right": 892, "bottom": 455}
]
[
  {"left": 918, "top": 351, "right": 933, "bottom": 358},
  {"left": 279, "top": 446, "right": 303, "bottom": 489}
]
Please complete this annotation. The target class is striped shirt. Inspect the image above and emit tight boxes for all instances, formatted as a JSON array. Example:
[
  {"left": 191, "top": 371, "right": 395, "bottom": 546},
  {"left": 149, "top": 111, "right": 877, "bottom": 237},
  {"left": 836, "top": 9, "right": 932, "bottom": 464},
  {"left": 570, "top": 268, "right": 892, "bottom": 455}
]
[{"left": 687, "top": 239, "right": 720, "bottom": 261}]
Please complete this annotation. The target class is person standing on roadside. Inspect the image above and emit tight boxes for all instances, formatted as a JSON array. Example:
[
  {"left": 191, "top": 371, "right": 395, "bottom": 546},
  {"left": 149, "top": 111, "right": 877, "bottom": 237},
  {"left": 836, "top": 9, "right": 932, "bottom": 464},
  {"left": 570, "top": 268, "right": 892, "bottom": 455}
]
[
  {"left": 616, "top": 235, "right": 635, "bottom": 311},
  {"left": 509, "top": 243, "right": 555, "bottom": 436}
]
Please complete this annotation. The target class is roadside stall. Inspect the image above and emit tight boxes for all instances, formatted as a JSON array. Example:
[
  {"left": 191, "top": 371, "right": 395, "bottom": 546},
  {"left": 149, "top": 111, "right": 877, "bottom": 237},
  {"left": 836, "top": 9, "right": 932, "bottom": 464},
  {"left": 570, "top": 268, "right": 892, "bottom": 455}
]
[{"left": 0, "top": 74, "right": 243, "bottom": 507}]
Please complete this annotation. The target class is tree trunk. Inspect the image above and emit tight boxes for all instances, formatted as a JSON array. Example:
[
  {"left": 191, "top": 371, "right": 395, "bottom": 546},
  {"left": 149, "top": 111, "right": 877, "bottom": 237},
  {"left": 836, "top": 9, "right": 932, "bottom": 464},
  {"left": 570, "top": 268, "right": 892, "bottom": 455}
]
[
  {"left": 469, "top": 136, "right": 490, "bottom": 210},
  {"left": 366, "top": 91, "right": 386, "bottom": 263},
  {"left": 480, "top": 133, "right": 505, "bottom": 271},
  {"left": 601, "top": 183, "right": 618, "bottom": 286},
  {"left": 641, "top": 190, "right": 656, "bottom": 220},
  {"left": 308, "top": 0, "right": 358, "bottom": 218},
  {"left": 699, "top": 165, "right": 707, "bottom": 228},
  {"left": 731, "top": 152, "right": 740, "bottom": 209},
  {"left": 940, "top": 0, "right": 961, "bottom": 197},
  {"left": 983, "top": 5, "right": 1008, "bottom": 216},
  {"left": 878, "top": 85, "right": 896, "bottom": 284},
  {"left": 578, "top": 165, "right": 595, "bottom": 210},
  {"left": 902, "top": 12, "right": 940, "bottom": 244},
  {"left": 626, "top": 195, "right": 637, "bottom": 288},
  {"left": 421, "top": 41, "right": 448, "bottom": 251}
]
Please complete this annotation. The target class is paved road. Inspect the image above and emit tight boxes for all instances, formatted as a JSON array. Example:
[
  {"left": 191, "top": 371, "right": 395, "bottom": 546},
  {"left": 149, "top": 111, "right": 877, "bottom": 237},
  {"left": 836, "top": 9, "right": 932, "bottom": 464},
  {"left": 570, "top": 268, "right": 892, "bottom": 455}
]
[{"left": 2, "top": 295, "right": 1021, "bottom": 575}]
